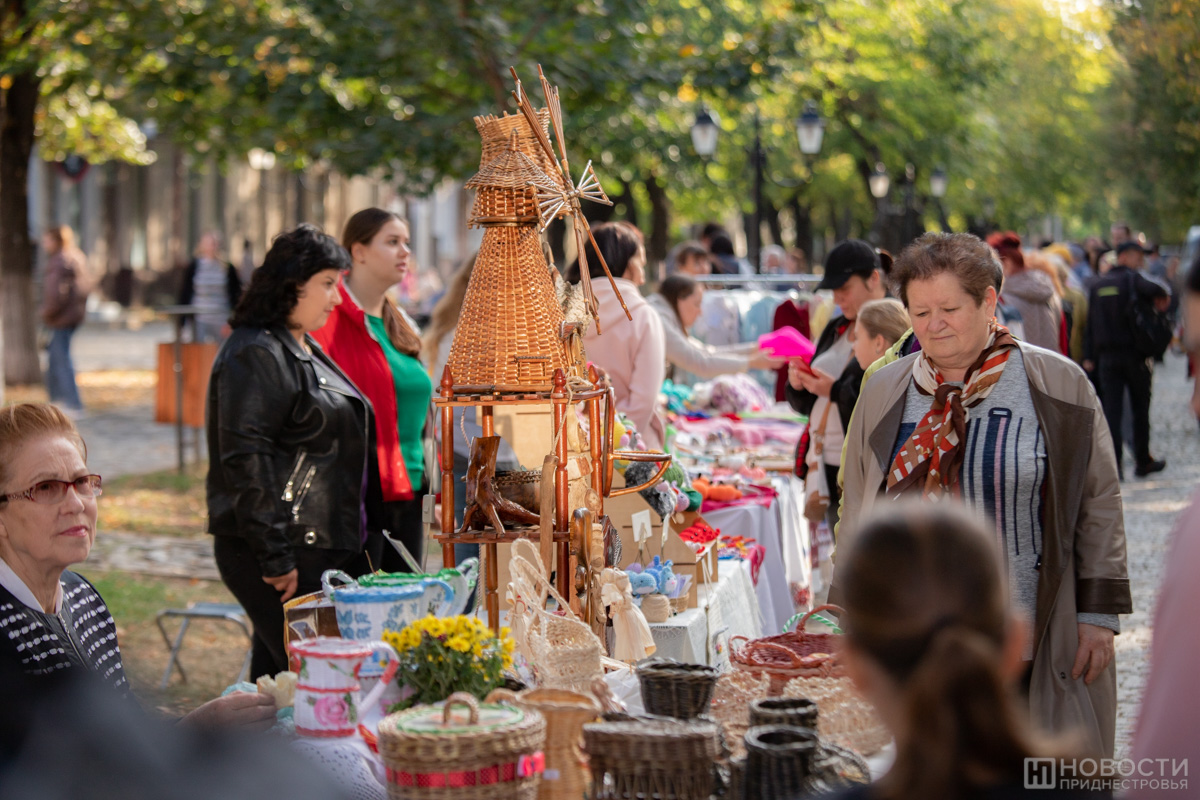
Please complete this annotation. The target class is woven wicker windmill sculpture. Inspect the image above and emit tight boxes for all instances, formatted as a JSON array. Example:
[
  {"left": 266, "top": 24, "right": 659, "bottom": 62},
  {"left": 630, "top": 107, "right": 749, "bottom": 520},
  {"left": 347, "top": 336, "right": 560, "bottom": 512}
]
[{"left": 437, "top": 67, "right": 670, "bottom": 632}]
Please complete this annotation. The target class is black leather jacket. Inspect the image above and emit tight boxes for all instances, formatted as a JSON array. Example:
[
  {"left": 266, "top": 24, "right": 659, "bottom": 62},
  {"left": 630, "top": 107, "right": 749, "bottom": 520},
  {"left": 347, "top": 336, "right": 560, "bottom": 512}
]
[{"left": 205, "top": 325, "right": 382, "bottom": 577}]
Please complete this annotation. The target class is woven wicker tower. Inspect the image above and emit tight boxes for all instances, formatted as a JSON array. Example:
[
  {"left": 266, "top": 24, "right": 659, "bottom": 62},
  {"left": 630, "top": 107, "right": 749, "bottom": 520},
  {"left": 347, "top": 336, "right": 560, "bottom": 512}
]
[
  {"left": 446, "top": 113, "right": 569, "bottom": 392},
  {"left": 435, "top": 70, "right": 671, "bottom": 634}
]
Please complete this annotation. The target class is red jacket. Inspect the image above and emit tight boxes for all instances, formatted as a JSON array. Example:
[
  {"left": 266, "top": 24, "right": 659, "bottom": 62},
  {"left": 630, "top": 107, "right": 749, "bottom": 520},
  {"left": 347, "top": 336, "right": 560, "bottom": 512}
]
[{"left": 312, "top": 281, "right": 414, "bottom": 501}]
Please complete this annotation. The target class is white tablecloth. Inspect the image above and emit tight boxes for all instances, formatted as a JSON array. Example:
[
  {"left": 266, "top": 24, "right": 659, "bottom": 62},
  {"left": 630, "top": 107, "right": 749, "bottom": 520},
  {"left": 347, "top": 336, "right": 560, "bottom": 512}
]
[
  {"left": 703, "top": 475, "right": 807, "bottom": 635},
  {"left": 642, "top": 559, "right": 763, "bottom": 666}
]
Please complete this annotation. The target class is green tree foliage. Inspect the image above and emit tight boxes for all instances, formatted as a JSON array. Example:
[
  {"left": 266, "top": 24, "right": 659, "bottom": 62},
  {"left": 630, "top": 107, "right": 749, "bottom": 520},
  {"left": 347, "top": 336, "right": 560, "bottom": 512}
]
[{"left": 1107, "top": 0, "right": 1200, "bottom": 240}]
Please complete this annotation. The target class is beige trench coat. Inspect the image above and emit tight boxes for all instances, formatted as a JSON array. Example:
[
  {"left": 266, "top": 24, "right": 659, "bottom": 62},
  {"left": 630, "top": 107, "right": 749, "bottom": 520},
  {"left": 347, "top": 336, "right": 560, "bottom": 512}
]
[{"left": 837, "top": 342, "right": 1132, "bottom": 757}]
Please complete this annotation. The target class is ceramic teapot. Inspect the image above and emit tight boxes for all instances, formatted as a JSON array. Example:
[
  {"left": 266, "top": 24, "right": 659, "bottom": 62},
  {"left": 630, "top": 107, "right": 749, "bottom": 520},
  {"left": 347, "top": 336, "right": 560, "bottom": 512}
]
[
  {"left": 289, "top": 636, "right": 399, "bottom": 738},
  {"left": 322, "top": 570, "right": 455, "bottom": 643},
  {"left": 356, "top": 557, "right": 479, "bottom": 617}
]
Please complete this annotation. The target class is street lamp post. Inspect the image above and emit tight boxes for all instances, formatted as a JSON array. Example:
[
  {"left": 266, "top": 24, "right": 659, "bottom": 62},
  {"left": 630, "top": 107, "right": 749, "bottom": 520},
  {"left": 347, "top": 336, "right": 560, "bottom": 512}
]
[{"left": 692, "top": 102, "right": 825, "bottom": 270}]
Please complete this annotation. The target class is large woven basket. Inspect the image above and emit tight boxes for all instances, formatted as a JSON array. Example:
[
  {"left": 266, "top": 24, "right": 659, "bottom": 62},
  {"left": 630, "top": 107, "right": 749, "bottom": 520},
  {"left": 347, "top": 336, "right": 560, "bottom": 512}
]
[
  {"left": 582, "top": 717, "right": 723, "bottom": 800},
  {"left": 636, "top": 659, "right": 720, "bottom": 721},
  {"left": 377, "top": 692, "right": 547, "bottom": 800},
  {"left": 708, "top": 671, "right": 770, "bottom": 760},
  {"left": 731, "top": 604, "right": 845, "bottom": 694}
]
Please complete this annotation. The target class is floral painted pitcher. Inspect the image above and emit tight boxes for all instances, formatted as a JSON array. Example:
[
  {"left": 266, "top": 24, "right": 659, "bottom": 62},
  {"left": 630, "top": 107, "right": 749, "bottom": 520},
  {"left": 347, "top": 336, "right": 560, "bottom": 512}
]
[{"left": 289, "top": 636, "right": 399, "bottom": 738}]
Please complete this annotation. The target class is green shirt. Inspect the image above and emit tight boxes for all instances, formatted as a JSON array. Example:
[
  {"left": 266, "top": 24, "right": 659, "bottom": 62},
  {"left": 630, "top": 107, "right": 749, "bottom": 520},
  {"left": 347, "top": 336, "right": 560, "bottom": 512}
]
[{"left": 366, "top": 314, "right": 433, "bottom": 491}]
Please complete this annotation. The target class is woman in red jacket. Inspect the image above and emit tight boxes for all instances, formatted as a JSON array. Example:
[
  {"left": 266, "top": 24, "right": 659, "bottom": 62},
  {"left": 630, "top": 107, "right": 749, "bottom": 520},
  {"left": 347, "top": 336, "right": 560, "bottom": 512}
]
[{"left": 312, "top": 209, "right": 432, "bottom": 572}]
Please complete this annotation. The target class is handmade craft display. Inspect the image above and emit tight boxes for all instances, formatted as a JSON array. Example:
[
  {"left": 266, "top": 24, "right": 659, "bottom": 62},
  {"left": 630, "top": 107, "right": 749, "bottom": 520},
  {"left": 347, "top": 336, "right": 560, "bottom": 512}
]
[{"left": 435, "top": 68, "right": 670, "bottom": 631}]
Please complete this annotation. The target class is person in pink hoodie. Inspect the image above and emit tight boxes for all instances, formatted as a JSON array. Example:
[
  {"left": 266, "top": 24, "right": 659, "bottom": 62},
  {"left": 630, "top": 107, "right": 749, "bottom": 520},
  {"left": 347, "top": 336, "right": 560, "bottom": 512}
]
[{"left": 572, "top": 222, "right": 666, "bottom": 449}]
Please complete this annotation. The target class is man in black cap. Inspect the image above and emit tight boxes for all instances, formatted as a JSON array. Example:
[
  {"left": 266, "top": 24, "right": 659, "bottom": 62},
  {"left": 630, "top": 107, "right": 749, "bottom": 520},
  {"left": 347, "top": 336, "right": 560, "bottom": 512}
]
[
  {"left": 786, "top": 239, "right": 889, "bottom": 533},
  {"left": 1083, "top": 239, "right": 1171, "bottom": 478}
]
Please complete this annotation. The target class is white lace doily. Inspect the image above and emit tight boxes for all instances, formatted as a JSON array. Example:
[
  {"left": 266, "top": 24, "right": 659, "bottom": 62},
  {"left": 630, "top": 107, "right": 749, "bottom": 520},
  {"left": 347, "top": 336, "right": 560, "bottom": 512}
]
[{"left": 290, "top": 736, "right": 386, "bottom": 800}]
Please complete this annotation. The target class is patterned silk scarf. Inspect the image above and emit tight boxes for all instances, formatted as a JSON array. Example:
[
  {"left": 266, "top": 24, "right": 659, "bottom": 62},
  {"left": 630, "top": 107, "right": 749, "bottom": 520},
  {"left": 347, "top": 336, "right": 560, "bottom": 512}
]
[{"left": 887, "top": 322, "right": 1017, "bottom": 498}]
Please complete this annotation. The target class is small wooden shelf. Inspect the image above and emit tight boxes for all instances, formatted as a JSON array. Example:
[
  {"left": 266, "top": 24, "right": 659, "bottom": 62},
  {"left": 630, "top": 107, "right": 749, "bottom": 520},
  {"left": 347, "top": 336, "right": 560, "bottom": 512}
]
[{"left": 434, "top": 528, "right": 572, "bottom": 545}]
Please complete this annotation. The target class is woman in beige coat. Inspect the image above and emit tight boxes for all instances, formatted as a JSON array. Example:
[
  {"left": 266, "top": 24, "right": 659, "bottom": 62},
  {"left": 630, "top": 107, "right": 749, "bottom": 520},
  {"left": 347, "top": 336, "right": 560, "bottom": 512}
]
[{"left": 839, "top": 232, "right": 1131, "bottom": 757}]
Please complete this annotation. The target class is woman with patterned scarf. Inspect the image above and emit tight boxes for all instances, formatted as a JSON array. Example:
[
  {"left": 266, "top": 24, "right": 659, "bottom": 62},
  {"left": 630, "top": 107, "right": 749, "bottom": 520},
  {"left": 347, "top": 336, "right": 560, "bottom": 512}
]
[{"left": 839, "top": 232, "right": 1131, "bottom": 759}]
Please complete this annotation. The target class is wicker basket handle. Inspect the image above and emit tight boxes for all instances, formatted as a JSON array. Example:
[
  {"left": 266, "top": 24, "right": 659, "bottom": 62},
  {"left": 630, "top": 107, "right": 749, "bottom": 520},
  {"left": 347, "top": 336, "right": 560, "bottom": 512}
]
[
  {"left": 485, "top": 688, "right": 520, "bottom": 705},
  {"left": 733, "top": 638, "right": 807, "bottom": 669},
  {"left": 443, "top": 692, "right": 481, "bottom": 726},
  {"left": 785, "top": 604, "right": 846, "bottom": 634},
  {"left": 511, "top": 547, "right": 584, "bottom": 624}
]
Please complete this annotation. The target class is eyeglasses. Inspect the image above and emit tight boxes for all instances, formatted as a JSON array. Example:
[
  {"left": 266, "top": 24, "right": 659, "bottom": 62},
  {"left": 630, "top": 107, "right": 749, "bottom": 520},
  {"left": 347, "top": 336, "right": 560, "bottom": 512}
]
[{"left": 1, "top": 475, "right": 103, "bottom": 505}]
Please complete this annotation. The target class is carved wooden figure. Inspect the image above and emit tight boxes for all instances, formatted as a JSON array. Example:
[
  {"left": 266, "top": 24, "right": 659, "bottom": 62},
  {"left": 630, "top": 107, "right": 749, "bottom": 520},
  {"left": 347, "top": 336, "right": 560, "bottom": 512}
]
[{"left": 458, "top": 436, "right": 540, "bottom": 534}]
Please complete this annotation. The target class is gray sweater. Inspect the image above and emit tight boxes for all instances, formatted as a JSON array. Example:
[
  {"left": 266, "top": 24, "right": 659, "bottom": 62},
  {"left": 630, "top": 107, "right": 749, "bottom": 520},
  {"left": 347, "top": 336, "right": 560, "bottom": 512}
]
[{"left": 893, "top": 349, "right": 1118, "bottom": 657}]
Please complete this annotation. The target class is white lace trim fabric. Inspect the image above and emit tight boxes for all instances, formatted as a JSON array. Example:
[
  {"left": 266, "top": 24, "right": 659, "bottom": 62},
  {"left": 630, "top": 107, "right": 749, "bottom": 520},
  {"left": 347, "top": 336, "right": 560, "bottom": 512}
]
[{"left": 290, "top": 736, "right": 386, "bottom": 800}]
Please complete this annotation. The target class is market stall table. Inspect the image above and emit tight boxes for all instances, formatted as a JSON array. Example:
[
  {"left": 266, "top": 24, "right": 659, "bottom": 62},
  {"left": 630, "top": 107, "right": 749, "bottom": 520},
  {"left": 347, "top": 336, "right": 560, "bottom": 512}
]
[{"left": 702, "top": 475, "right": 808, "bottom": 634}]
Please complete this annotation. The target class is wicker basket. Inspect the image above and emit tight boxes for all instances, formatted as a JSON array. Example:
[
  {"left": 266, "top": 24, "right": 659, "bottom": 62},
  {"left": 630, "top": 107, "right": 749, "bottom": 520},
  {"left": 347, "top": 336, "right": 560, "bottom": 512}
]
[
  {"left": 377, "top": 692, "right": 547, "bottom": 800},
  {"left": 509, "top": 540, "right": 604, "bottom": 693},
  {"left": 487, "top": 687, "right": 599, "bottom": 800},
  {"left": 636, "top": 659, "right": 720, "bottom": 721},
  {"left": 731, "top": 604, "right": 845, "bottom": 694},
  {"left": 749, "top": 697, "right": 818, "bottom": 730},
  {"left": 742, "top": 725, "right": 819, "bottom": 800},
  {"left": 582, "top": 717, "right": 722, "bottom": 800},
  {"left": 708, "top": 671, "right": 770, "bottom": 760}
]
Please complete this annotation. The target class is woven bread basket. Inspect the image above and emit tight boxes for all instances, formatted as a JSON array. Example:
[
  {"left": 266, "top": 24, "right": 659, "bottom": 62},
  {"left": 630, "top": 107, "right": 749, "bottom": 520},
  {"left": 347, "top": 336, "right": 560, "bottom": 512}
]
[
  {"left": 636, "top": 659, "right": 720, "bottom": 721},
  {"left": 377, "top": 692, "right": 547, "bottom": 800}
]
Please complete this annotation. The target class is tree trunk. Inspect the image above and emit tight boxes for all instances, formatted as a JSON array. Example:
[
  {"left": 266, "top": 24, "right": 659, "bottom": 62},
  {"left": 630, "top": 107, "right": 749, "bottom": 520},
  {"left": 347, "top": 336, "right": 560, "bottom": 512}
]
[
  {"left": 0, "top": 71, "right": 43, "bottom": 387},
  {"left": 613, "top": 179, "right": 638, "bottom": 229},
  {"left": 644, "top": 172, "right": 670, "bottom": 267},
  {"left": 764, "top": 199, "right": 783, "bottom": 247},
  {"left": 789, "top": 194, "right": 813, "bottom": 262}
]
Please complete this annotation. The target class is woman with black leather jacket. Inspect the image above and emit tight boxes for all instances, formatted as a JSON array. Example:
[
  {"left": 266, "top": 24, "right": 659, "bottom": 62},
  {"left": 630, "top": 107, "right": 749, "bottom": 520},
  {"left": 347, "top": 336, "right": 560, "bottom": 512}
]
[{"left": 206, "top": 224, "right": 383, "bottom": 679}]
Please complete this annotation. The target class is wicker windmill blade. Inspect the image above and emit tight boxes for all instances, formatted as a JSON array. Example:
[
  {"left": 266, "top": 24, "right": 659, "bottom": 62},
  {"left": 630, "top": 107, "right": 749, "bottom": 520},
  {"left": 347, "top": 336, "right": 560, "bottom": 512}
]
[{"left": 511, "top": 66, "right": 632, "bottom": 326}]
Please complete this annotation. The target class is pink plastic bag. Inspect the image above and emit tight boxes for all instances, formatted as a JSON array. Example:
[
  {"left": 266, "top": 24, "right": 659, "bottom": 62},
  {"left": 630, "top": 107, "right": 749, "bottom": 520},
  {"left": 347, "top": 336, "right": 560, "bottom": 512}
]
[{"left": 758, "top": 326, "right": 816, "bottom": 363}]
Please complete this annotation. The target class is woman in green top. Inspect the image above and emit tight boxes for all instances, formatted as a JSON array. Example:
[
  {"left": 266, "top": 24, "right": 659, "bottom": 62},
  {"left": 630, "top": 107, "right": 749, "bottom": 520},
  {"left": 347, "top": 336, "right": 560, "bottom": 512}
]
[{"left": 313, "top": 208, "right": 433, "bottom": 573}]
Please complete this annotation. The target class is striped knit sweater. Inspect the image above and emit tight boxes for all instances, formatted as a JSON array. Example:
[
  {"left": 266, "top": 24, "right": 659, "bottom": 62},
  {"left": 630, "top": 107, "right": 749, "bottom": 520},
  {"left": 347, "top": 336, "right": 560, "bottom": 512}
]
[{"left": 0, "top": 570, "right": 128, "bottom": 694}]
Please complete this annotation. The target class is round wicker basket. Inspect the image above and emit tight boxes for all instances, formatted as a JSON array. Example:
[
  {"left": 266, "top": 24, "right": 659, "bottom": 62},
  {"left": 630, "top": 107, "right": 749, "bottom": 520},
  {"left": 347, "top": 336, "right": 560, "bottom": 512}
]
[
  {"left": 582, "top": 717, "right": 722, "bottom": 800},
  {"left": 377, "top": 692, "right": 547, "bottom": 800}
]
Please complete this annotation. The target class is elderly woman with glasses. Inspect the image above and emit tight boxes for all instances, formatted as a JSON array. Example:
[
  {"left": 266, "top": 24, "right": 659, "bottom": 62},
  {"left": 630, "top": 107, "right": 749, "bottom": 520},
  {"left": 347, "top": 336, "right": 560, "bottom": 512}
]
[{"left": 0, "top": 402, "right": 276, "bottom": 729}]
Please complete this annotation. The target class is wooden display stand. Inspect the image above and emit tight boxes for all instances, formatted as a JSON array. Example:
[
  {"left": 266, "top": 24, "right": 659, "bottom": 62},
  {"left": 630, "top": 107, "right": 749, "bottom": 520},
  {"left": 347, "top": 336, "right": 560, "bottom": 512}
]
[{"left": 435, "top": 367, "right": 671, "bottom": 631}]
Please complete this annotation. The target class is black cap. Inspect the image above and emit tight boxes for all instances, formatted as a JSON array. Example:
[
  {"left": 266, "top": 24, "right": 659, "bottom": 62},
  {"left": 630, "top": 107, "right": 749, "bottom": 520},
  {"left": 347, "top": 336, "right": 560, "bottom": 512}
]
[
  {"left": 1116, "top": 240, "right": 1150, "bottom": 256},
  {"left": 817, "top": 239, "right": 881, "bottom": 290}
]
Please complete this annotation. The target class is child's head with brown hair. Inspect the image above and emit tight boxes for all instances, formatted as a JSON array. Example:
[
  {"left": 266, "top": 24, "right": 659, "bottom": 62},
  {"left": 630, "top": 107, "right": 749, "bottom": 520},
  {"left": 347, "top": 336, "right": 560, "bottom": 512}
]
[
  {"left": 853, "top": 298, "right": 910, "bottom": 370},
  {"left": 839, "top": 502, "right": 1065, "bottom": 799}
]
